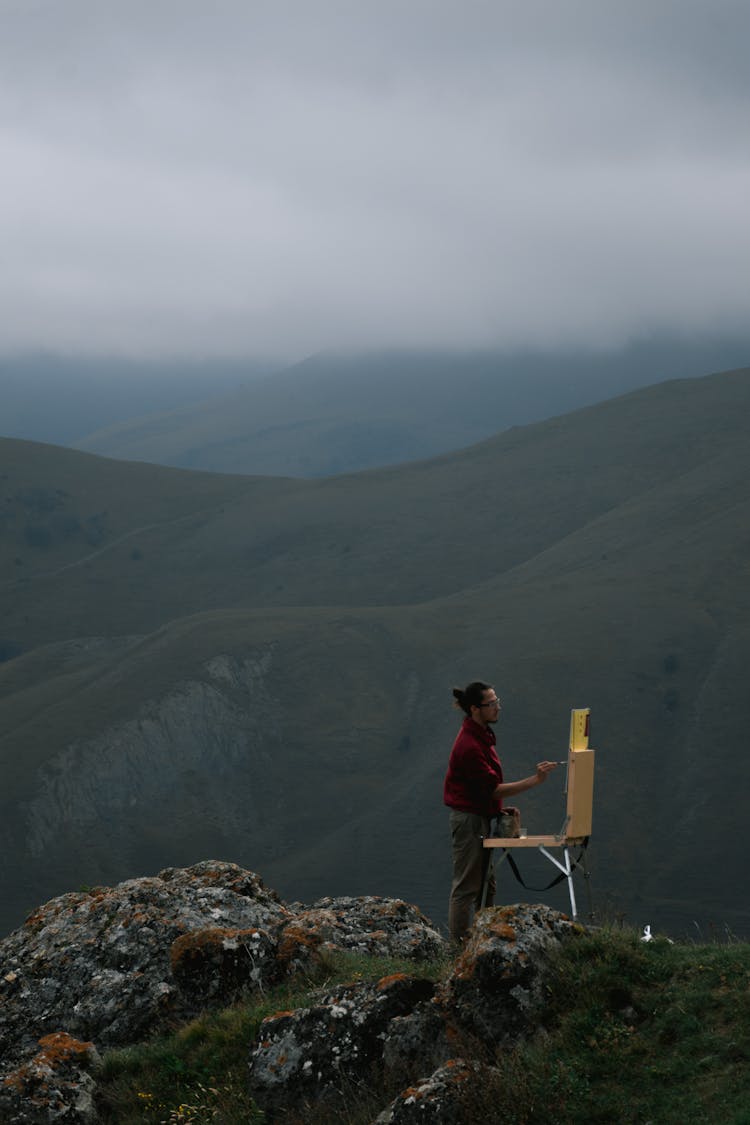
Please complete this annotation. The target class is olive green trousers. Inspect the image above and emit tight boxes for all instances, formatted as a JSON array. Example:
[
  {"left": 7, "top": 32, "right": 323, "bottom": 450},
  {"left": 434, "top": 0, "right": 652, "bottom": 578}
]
[{"left": 447, "top": 809, "right": 496, "bottom": 943}]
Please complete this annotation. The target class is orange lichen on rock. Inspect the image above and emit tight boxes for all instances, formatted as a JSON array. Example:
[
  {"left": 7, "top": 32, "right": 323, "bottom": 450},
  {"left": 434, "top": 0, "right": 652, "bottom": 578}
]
[
  {"left": 444, "top": 1058, "right": 470, "bottom": 1073},
  {"left": 376, "top": 973, "right": 409, "bottom": 990},
  {"left": 37, "top": 1032, "right": 96, "bottom": 1066},
  {"left": 3, "top": 1032, "right": 97, "bottom": 1093},
  {"left": 169, "top": 927, "right": 248, "bottom": 971},
  {"left": 400, "top": 1084, "right": 426, "bottom": 1101},
  {"left": 449, "top": 950, "right": 476, "bottom": 981},
  {"left": 276, "top": 924, "right": 323, "bottom": 964},
  {"left": 490, "top": 922, "right": 517, "bottom": 941},
  {"left": 23, "top": 898, "right": 69, "bottom": 931}
]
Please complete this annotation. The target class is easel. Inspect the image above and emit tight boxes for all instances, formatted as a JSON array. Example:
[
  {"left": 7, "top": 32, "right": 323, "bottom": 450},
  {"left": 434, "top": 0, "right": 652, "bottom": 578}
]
[{"left": 481, "top": 708, "right": 595, "bottom": 921}]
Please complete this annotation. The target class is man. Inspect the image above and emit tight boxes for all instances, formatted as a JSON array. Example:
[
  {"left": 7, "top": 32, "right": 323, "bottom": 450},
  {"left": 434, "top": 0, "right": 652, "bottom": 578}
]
[{"left": 444, "top": 680, "right": 558, "bottom": 944}]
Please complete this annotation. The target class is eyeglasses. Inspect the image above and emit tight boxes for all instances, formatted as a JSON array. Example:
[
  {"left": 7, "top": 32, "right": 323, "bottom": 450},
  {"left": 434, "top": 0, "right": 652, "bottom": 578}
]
[{"left": 479, "top": 698, "right": 501, "bottom": 709}]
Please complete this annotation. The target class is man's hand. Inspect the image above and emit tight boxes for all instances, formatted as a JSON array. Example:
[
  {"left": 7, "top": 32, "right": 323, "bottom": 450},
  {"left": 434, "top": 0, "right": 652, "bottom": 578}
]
[{"left": 535, "top": 761, "right": 558, "bottom": 782}]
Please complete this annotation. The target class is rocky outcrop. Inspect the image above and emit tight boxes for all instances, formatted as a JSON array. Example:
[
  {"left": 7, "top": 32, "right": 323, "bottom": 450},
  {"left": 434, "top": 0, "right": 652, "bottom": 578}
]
[
  {"left": 0, "top": 862, "right": 288, "bottom": 1068},
  {"left": 437, "top": 902, "right": 576, "bottom": 1045},
  {"left": 0, "top": 860, "right": 445, "bottom": 1123},
  {"left": 0, "top": 861, "right": 578, "bottom": 1123},
  {"left": 247, "top": 902, "right": 579, "bottom": 1121}
]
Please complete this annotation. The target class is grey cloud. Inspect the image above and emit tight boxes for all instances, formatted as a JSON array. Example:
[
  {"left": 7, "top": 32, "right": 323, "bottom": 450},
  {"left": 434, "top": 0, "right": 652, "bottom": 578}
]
[{"left": 1, "top": 1, "right": 749, "bottom": 358}]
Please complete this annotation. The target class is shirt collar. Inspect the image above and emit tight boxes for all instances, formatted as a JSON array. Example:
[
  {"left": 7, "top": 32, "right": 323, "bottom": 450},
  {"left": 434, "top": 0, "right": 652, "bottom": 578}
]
[{"left": 463, "top": 715, "right": 496, "bottom": 744}]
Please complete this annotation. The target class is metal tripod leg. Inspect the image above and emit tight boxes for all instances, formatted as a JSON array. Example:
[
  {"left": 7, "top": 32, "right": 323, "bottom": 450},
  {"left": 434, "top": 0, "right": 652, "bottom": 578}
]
[
  {"left": 480, "top": 846, "right": 508, "bottom": 908},
  {"left": 539, "top": 845, "right": 578, "bottom": 919},
  {"left": 580, "top": 845, "right": 595, "bottom": 921}
]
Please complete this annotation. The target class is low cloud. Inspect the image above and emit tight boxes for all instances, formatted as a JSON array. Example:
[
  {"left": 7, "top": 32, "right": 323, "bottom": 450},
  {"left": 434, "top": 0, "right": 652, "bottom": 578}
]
[{"left": 2, "top": 1, "right": 749, "bottom": 359}]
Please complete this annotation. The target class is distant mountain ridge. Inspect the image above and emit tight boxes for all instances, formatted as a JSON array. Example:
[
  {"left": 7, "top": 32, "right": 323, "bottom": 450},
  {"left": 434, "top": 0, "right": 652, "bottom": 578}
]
[
  {"left": 0, "top": 352, "right": 276, "bottom": 445},
  {"left": 72, "top": 336, "right": 750, "bottom": 476},
  {"left": 1, "top": 364, "right": 750, "bottom": 940}
]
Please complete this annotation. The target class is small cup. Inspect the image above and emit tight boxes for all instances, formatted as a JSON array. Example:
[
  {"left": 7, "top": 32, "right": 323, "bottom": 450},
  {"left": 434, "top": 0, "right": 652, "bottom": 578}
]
[{"left": 519, "top": 828, "right": 528, "bottom": 838}]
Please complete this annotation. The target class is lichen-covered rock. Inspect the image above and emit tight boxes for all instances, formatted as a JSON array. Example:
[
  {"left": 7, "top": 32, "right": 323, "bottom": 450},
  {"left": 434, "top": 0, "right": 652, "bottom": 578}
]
[
  {"left": 437, "top": 903, "right": 577, "bottom": 1044},
  {"left": 296, "top": 896, "right": 445, "bottom": 960},
  {"left": 373, "top": 1058, "right": 500, "bottom": 1124},
  {"left": 0, "top": 860, "right": 448, "bottom": 1125},
  {"left": 0, "top": 861, "right": 290, "bottom": 1068},
  {"left": 169, "top": 925, "right": 280, "bottom": 1000},
  {"left": 378, "top": 905, "right": 579, "bottom": 1105},
  {"left": 244, "top": 903, "right": 578, "bottom": 1120},
  {"left": 381, "top": 997, "right": 459, "bottom": 1084},
  {"left": 274, "top": 920, "right": 326, "bottom": 977},
  {"left": 272, "top": 896, "right": 444, "bottom": 980},
  {"left": 248, "top": 973, "right": 436, "bottom": 1117},
  {"left": 0, "top": 1032, "right": 101, "bottom": 1124}
]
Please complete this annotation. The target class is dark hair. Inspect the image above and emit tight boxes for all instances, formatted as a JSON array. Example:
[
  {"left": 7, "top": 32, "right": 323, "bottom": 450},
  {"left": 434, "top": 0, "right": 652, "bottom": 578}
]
[{"left": 452, "top": 681, "right": 492, "bottom": 715}]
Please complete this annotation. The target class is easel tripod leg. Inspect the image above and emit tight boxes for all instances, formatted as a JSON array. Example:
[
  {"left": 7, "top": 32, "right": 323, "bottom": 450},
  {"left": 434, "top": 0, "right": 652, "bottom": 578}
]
[
  {"left": 581, "top": 847, "right": 595, "bottom": 921},
  {"left": 480, "top": 848, "right": 508, "bottom": 909},
  {"left": 480, "top": 848, "right": 494, "bottom": 908},
  {"left": 539, "top": 845, "right": 579, "bottom": 921},
  {"left": 564, "top": 847, "right": 578, "bottom": 920}
]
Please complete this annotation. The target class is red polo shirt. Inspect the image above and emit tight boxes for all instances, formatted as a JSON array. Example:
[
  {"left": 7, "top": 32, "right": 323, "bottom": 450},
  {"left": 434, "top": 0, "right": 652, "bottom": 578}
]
[{"left": 443, "top": 716, "right": 504, "bottom": 817}]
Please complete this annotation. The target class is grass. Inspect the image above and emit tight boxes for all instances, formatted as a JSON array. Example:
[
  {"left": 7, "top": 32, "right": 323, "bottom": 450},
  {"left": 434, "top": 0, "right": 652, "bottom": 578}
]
[
  {"left": 479, "top": 926, "right": 750, "bottom": 1124},
  {"left": 94, "top": 929, "right": 750, "bottom": 1125}
]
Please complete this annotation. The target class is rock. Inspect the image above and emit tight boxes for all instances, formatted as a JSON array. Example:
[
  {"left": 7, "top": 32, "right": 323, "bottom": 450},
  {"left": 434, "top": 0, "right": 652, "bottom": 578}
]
[
  {"left": 0, "top": 1032, "right": 101, "bottom": 1124},
  {"left": 0, "top": 861, "right": 290, "bottom": 1068},
  {"left": 1, "top": 864, "right": 582, "bottom": 1124},
  {"left": 295, "top": 897, "right": 446, "bottom": 961},
  {"left": 246, "top": 902, "right": 580, "bottom": 1120},
  {"left": 381, "top": 997, "right": 457, "bottom": 1084},
  {"left": 169, "top": 925, "right": 280, "bottom": 1000},
  {"left": 274, "top": 920, "right": 327, "bottom": 977},
  {"left": 437, "top": 903, "right": 577, "bottom": 1045},
  {"left": 0, "top": 860, "right": 448, "bottom": 1124},
  {"left": 247, "top": 973, "right": 436, "bottom": 1117},
  {"left": 373, "top": 1058, "right": 501, "bottom": 1124},
  {"left": 272, "top": 895, "right": 446, "bottom": 979}
]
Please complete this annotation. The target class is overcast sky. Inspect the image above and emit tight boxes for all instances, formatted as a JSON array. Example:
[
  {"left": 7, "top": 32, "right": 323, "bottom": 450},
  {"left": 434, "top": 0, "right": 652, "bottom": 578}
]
[{"left": 2, "top": 0, "right": 749, "bottom": 360}]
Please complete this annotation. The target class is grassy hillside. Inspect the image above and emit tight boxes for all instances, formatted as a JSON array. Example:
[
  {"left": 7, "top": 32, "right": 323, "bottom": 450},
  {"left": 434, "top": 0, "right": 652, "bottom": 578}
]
[
  {"left": 1, "top": 366, "right": 750, "bottom": 938},
  {"left": 5, "top": 367, "right": 749, "bottom": 644}
]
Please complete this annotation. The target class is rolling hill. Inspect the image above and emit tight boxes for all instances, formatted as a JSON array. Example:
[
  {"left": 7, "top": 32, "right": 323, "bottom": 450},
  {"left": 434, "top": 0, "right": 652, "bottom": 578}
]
[{"left": 1, "top": 365, "right": 749, "bottom": 939}]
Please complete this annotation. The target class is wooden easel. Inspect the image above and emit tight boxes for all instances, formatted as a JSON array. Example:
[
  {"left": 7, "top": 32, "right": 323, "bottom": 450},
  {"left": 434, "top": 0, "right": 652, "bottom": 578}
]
[{"left": 481, "top": 708, "right": 595, "bottom": 920}]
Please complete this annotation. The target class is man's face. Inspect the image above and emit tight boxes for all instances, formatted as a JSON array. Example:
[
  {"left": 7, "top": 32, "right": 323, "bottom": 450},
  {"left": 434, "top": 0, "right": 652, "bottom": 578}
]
[{"left": 473, "top": 688, "right": 501, "bottom": 726}]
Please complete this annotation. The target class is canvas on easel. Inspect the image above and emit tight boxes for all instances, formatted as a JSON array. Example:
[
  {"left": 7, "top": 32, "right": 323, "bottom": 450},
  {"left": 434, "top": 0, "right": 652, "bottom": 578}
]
[{"left": 563, "top": 707, "right": 594, "bottom": 841}]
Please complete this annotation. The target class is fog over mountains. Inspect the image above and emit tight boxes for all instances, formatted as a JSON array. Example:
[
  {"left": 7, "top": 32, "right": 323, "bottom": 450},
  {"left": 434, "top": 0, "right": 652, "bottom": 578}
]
[
  {"left": 0, "top": 353, "right": 275, "bottom": 447},
  {"left": 3, "top": 335, "right": 750, "bottom": 476},
  {"left": 72, "top": 338, "right": 750, "bottom": 477},
  {"left": 1, "top": 359, "right": 749, "bottom": 940}
]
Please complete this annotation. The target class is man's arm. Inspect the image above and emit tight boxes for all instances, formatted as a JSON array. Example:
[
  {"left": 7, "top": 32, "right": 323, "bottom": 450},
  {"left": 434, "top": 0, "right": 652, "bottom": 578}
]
[{"left": 491, "top": 761, "right": 558, "bottom": 801}]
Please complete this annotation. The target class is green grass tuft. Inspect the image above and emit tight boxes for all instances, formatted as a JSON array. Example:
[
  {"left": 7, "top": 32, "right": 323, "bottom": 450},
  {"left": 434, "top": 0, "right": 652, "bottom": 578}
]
[{"left": 478, "top": 926, "right": 750, "bottom": 1124}]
